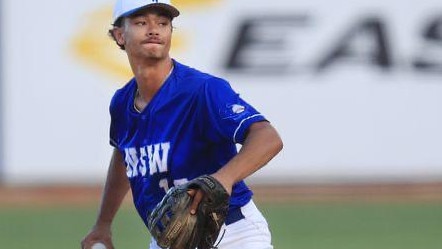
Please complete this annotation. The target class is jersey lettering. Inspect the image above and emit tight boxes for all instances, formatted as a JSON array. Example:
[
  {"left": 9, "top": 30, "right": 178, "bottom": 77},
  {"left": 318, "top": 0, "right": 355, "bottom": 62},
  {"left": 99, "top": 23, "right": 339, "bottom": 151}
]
[
  {"left": 148, "top": 142, "right": 170, "bottom": 175},
  {"left": 124, "top": 147, "right": 139, "bottom": 178},
  {"left": 159, "top": 178, "right": 169, "bottom": 192},
  {"left": 139, "top": 146, "right": 148, "bottom": 176},
  {"left": 124, "top": 142, "right": 171, "bottom": 178},
  {"left": 159, "top": 178, "right": 189, "bottom": 193}
]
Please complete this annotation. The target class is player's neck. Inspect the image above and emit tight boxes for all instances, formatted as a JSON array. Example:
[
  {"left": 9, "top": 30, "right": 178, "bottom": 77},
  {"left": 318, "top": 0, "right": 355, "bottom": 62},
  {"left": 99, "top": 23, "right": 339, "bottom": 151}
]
[{"left": 131, "top": 57, "right": 173, "bottom": 100}]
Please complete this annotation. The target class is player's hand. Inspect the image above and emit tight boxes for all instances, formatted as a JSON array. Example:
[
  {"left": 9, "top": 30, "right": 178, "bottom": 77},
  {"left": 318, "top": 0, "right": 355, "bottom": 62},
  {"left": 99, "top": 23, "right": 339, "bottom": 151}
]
[
  {"left": 81, "top": 224, "right": 114, "bottom": 249},
  {"left": 187, "top": 188, "right": 204, "bottom": 215}
]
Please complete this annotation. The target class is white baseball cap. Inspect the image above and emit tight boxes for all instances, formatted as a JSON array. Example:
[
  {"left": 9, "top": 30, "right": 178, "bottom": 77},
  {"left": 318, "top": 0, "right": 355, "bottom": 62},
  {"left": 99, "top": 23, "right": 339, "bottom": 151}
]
[{"left": 113, "top": 0, "right": 180, "bottom": 24}]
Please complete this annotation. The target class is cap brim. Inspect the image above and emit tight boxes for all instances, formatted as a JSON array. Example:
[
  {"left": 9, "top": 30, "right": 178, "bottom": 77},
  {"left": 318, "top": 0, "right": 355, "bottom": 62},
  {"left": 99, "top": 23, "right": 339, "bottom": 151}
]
[{"left": 120, "top": 3, "right": 180, "bottom": 20}]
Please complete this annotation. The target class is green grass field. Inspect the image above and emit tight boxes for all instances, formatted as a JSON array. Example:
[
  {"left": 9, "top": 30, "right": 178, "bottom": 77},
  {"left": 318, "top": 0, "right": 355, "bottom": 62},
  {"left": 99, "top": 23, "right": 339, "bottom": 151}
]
[{"left": 1, "top": 202, "right": 441, "bottom": 249}]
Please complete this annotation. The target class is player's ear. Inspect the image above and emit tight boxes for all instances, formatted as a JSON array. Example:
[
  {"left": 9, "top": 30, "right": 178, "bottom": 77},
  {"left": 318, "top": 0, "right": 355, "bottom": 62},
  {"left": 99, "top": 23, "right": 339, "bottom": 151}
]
[{"left": 112, "top": 27, "right": 125, "bottom": 46}]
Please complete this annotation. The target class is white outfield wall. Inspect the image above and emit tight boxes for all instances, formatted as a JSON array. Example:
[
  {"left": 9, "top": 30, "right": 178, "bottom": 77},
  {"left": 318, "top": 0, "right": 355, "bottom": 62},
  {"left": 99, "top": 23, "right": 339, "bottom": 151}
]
[{"left": 1, "top": 0, "right": 442, "bottom": 184}]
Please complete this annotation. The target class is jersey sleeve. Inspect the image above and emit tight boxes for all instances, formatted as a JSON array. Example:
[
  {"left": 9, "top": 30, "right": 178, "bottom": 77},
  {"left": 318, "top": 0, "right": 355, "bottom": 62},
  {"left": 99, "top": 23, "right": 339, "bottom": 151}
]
[
  {"left": 109, "top": 79, "right": 136, "bottom": 149},
  {"left": 109, "top": 95, "right": 118, "bottom": 148},
  {"left": 109, "top": 90, "right": 124, "bottom": 149},
  {"left": 201, "top": 77, "right": 267, "bottom": 144}
]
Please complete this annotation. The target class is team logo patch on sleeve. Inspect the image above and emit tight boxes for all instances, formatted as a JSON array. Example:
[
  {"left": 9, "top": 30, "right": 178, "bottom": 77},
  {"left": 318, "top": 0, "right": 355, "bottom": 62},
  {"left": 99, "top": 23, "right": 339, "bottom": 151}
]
[
  {"left": 219, "top": 103, "right": 247, "bottom": 120},
  {"left": 231, "top": 104, "right": 245, "bottom": 114}
]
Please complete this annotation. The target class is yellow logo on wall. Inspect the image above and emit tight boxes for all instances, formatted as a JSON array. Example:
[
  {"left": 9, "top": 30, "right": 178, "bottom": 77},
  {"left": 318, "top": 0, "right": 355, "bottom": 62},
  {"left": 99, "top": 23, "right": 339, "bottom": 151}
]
[
  {"left": 172, "top": 0, "right": 221, "bottom": 9},
  {"left": 71, "top": 0, "right": 221, "bottom": 81}
]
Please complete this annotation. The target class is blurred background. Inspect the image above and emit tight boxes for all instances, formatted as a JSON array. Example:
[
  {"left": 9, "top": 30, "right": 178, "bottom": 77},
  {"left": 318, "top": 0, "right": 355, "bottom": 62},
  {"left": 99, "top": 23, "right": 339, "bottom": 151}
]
[{"left": 0, "top": 0, "right": 441, "bottom": 248}]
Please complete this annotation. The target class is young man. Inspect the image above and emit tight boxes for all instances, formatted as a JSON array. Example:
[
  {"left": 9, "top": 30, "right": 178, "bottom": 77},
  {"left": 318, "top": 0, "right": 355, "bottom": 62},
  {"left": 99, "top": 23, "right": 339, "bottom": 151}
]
[{"left": 81, "top": 1, "right": 283, "bottom": 248}]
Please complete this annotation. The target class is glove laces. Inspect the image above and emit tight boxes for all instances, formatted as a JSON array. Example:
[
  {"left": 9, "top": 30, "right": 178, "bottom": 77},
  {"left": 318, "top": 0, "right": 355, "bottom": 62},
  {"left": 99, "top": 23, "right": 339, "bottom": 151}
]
[{"left": 210, "top": 229, "right": 226, "bottom": 249}]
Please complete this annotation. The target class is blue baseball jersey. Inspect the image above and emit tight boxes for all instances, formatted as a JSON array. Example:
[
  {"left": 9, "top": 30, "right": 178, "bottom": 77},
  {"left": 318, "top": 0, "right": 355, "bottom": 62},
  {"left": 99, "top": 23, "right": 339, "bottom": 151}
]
[{"left": 109, "top": 60, "right": 267, "bottom": 227}]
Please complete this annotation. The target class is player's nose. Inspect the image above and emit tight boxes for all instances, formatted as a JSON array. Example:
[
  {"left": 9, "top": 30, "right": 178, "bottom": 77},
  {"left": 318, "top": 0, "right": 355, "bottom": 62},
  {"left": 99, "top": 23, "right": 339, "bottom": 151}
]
[{"left": 145, "top": 24, "right": 160, "bottom": 36}]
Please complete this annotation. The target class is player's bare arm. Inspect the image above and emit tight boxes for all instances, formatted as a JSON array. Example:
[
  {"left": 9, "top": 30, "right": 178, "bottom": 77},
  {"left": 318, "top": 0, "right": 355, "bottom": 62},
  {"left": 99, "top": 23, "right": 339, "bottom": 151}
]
[
  {"left": 81, "top": 149, "right": 130, "bottom": 249},
  {"left": 213, "top": 121, "right": 283, "bottom": 193}
]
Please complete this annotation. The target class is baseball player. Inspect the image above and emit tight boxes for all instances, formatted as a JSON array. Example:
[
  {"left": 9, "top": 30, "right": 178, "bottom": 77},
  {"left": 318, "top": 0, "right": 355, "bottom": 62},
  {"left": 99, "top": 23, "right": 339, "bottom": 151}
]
[{"left": 81, "top": 0, "right": 283, "bottom": 249}]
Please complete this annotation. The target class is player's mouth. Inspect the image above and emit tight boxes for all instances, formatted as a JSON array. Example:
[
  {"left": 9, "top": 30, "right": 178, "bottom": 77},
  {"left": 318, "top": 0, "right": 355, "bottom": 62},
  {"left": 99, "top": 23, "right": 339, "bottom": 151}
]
[{"left": 141, "top": 39, "right": 163, "bottom": 45}]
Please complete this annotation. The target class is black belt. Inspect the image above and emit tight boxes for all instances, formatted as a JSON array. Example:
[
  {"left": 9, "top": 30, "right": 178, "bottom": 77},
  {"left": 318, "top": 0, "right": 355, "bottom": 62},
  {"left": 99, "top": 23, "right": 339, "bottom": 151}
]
[{"left": 225, "top": 208, "right": 245, "bottom": 225}]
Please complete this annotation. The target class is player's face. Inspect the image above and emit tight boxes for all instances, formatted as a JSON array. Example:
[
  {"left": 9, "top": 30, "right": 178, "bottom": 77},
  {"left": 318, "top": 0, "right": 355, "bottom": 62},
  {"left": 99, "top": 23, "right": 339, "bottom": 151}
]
[{"left": 117, "top": 10, "right": 173, "bottom": 61}]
